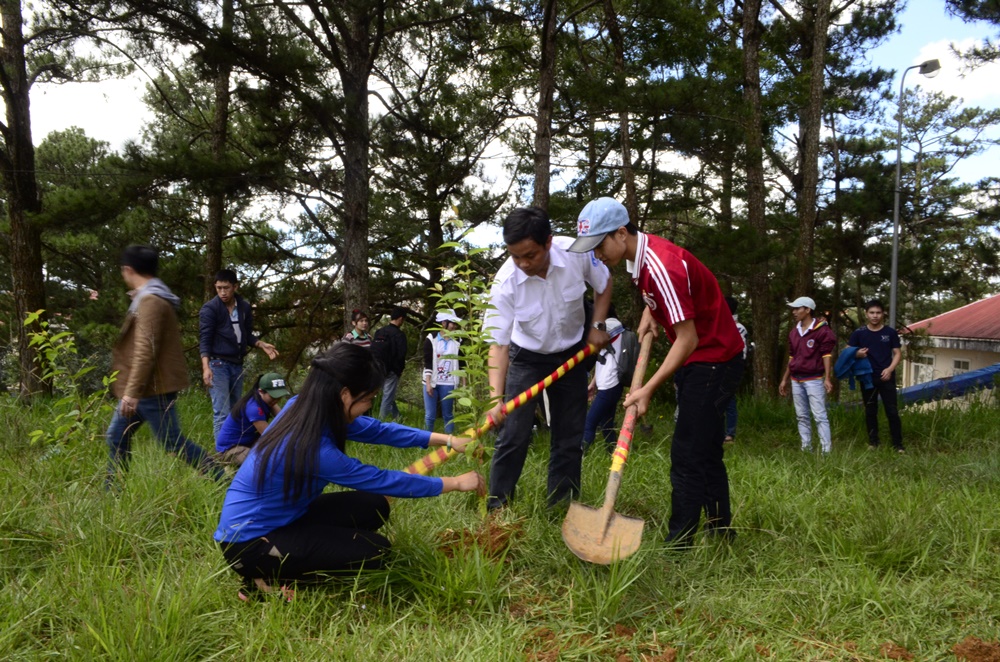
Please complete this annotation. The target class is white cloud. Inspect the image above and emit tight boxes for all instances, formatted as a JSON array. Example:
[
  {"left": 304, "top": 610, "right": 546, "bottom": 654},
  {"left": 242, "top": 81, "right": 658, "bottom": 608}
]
[
  {"left": 912, "top": 39, "right": 1000, "bottom": 107},
  {"left": 30, "top": 77, "right": 150, "bottom": 149}
]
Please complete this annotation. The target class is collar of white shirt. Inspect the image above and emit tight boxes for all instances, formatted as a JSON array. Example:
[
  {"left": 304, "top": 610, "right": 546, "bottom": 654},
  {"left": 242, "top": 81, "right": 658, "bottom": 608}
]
[{"left": 513, "top": 239, "right": 567, "bottom": 284}]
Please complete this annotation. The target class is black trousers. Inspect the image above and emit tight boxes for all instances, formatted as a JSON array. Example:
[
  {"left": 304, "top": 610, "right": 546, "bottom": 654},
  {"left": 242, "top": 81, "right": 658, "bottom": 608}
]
[
  {"left": 488, "top": 344, "right": 589, "bottom": 508},
  {"left": 861, "top": 378, "right": 903, "bottom": 449},
  {"left": 220, "top": 491, "right": 391, "bottom": 582},
  {"left": 667, "top": 355, "right": 744, "bottom": 543}
]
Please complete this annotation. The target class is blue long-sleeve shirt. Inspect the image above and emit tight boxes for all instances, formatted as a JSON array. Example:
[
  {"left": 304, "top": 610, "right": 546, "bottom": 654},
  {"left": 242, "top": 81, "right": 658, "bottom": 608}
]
[{"left": 214, "top": 400, "right": 443, "bottom": 543}]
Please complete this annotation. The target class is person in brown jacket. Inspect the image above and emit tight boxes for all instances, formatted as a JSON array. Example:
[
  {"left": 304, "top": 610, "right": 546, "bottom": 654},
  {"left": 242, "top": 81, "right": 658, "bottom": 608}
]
[{"left": 105, "top": 245, "right": 221, "bottom": 487}]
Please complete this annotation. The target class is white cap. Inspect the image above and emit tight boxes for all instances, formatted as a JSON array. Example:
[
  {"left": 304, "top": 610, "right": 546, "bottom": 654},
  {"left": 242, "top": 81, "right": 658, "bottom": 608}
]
[
  {"left": 787, "top": 296, "right": 816, "bottom": 310},
  {"left": 435, "top": 309, "right": 461, "bottom": 324}
]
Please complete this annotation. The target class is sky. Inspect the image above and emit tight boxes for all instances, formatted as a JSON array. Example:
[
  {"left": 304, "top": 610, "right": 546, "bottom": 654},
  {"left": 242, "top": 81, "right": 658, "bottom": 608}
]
[{"left": 26, "top": 2, "right": 1000, "bottom": 192}]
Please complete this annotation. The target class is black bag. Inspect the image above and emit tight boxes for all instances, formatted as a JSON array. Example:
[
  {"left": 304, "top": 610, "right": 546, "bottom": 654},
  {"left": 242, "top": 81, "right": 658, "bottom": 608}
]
[{"left": 616, "top": 328, "right": 640, "bottom": 386}]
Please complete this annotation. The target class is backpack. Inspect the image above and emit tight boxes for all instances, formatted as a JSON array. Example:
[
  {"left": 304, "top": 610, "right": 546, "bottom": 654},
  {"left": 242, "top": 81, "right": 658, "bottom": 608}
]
[{"left": 616, "top": 328, "right": 640, "bottom": 386}]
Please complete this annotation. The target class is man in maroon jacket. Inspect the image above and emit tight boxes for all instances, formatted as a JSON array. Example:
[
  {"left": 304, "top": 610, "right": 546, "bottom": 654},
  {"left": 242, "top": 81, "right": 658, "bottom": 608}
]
[{"left": 778, "top": 296, "right": 836, "bottom": 453}]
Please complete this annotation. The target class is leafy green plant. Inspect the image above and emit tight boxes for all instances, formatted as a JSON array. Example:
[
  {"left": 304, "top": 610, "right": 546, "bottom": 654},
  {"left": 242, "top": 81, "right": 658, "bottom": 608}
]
[
  {"left": 24, "top": 310, "right": 116, "bottom": 448},
  {"left": 429, "top": 225, "right": 501, "bottom": 455}
]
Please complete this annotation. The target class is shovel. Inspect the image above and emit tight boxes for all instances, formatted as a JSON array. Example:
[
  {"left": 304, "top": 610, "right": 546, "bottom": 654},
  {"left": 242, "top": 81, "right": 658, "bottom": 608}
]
[
  {"left": 562, "top": 332, "right": 654, "bottom": 564},
  {"left": 402, "top": 341, "right": 601, "bottom": 476}
]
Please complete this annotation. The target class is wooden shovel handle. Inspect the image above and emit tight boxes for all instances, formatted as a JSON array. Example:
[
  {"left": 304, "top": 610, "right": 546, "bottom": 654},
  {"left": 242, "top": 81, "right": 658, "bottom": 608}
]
[
  {"left": 601, "top": 332, "right": 655, "bottom": 512},
  {"left": 402, "top": 341, "right": 600, "bottom": 476}
]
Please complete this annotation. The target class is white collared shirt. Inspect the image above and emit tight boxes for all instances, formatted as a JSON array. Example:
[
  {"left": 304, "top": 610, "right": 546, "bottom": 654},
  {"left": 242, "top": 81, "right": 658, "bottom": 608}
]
[
  {"left": 594, "top": 318, "right": 623, "bottom": 390},
  {"left": 484, "top": 236, "right": 611, "bottom": 354}
]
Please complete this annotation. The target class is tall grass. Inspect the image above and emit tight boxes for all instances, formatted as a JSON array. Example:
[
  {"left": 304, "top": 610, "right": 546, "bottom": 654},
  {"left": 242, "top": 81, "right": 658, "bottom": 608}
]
[{"left": 1, "top": 391, "right": 998, "bottom": 660}]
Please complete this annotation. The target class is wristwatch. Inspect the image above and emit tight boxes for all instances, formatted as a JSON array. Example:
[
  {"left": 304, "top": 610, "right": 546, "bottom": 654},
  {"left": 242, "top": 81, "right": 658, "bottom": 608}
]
[{"left": 592, "top": 321, "right": 606, "bottom": 332}]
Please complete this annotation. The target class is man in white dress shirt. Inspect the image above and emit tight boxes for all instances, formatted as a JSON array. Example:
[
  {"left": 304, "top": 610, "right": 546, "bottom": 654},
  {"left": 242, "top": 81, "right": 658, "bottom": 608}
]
[{"left": 483, "top": 207, "right": 612, "bottom": 509}]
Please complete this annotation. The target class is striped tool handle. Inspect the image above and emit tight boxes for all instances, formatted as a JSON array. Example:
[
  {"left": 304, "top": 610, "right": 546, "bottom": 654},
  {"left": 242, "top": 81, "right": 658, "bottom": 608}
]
[{"left": 402, "top": 341, "right": 599, "bottom": 475}]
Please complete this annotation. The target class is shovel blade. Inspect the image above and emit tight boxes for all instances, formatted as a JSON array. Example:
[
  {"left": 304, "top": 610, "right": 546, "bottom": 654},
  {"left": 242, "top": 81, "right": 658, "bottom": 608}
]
[{"left": 561, "top": 502, "right": 644, "bottom": 564}]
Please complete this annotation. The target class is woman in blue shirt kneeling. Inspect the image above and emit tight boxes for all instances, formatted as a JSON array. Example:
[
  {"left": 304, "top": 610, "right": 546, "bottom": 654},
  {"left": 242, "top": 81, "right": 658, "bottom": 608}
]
[
  {"left": 214, "top": 343, "right": 483, "bottom": 601},
  {"left": 215, "top": 372, "right": 290, "bottom": 466}
]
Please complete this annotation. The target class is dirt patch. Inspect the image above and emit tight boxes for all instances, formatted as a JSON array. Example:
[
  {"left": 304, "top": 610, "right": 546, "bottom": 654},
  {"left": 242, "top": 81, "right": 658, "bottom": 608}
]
[
  {"left": 754, "top": 643, "right": 772, "bottom": 657},
  {"left": 879, "top": 642, "right": 914, "bottom": 660},
  {"left": 524, "top": 627, "right": 559, "bottom": 662},
  {"left": 953, "top": 636, "right": 1000, "bottom": 662},
  {"left": 436, "top": 519, "right": 523, "bottom": 560},
  {"left": 641, "top": 648, "right": 678, "bottom": 662},
  {"left": 613, "top": 623, "right": 637, "bottom": 639}
]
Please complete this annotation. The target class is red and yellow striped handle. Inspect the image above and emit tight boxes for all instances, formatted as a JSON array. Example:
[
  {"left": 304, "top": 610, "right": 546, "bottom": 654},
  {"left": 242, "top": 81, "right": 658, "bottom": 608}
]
[
  {"left": 402, "top": 342, "right": 599, "bottom": 475},
  {"left": 609, "top": 333, "right": 654, "bottom": 474}
]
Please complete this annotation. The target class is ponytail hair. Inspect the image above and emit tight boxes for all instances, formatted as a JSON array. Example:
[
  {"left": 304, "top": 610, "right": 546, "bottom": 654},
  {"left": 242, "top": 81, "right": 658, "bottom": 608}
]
[
  {"left": 252, "top": 343, "right": 385, "bottom": 501},
  {"left": 230, "top": 374, "right": 266, "bottom": 420}
]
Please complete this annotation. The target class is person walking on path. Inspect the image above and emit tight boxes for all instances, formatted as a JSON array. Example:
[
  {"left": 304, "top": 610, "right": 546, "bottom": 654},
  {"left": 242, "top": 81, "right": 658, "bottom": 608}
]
[
  {"left": 483, "top": 206, "right": 613, "bottom": 510},
  {"left": 847, "top": 299, "right": 904, "bottom": 452},
  {"left": 372, "top": 306, "right": 408, "bottom": 420},
  {"left": 422, "top": 309, "right": 462, "bottom": 433},
  {"left": 568, "top": 197, "right": 744, "bottom": 547},
  {"left": 199, "top": 269, "right": 279, "bottom": 437},
  {"left": 778, "top": 296, "right": 836, "bottom": 454},
  {"left": 215, "top": 372, "right": 290, "bottom": 466},
  {"left": 106, "top": 246, "right": 222, "bottom": 487},
  {"left": 214, "top": 343, "right": 483, "bottom": 601}
]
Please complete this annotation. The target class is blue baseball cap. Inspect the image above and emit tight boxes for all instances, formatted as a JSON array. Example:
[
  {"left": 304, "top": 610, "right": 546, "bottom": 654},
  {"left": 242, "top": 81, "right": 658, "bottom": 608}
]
[{"left": 567, "top": 197, "right": 630, "bottom": 253}]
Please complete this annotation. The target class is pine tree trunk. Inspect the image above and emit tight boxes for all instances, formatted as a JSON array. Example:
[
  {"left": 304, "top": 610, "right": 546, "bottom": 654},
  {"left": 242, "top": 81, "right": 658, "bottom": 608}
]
[
  {"left": 341, "top": 17, "right": 371, "bottom": 334},
  {"left": 1, "top": 0, "right": 47, "bottom": 397},
  {"left": 532, "top": 0, "right": 557, "bottom": 210},
  {"left": 205, "top": 0, "right": 234, "bottom": 297},
  {"left": 602, "top": 0, "right": 637, "bottom": 220},
  {"left": 793, "top": 0, "right": 831, "bottom": 296},
  {"left": 741, "top": 0, "right": 776, "bottom": 395}
]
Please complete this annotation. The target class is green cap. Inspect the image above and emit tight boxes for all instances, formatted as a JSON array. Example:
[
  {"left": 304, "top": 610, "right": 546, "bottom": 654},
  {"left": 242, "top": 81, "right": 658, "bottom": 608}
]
[{"left": 260, "top": 372, "right": 290, "bottom": 398}]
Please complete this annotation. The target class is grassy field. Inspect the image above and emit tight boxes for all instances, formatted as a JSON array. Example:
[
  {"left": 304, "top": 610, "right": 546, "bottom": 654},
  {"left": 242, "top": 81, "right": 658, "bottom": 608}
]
[{"left": 2, "top": 390, "right": 999, "bottom": 661}]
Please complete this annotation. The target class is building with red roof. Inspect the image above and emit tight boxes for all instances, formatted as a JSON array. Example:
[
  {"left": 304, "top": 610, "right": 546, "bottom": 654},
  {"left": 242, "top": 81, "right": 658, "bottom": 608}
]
[{"left": 901, "top": 293, "right": 1000, "bottom": 387}]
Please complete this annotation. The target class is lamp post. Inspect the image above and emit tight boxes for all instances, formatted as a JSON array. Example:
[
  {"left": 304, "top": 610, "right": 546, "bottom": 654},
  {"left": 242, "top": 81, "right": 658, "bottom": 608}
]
[{"left": 890, "top": 58, "right": 941, "bottom": 330}]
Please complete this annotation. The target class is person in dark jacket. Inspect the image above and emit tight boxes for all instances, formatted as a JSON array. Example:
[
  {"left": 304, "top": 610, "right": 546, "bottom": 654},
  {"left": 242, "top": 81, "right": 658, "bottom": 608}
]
[
  {"left": 372, "top": 306, "right": 408, "bottom": 419},
  {"left": 199, "top": 269, "right": 280, "bottom": 437},
  {"left": 847, "top": 299, "right": 904, "bottom": 452},
  {"left": 214, "top": 343, "right": 484, "bottom": 601},
  {"left": 779, "top": 296, "right": 836, "bottom": 453}
]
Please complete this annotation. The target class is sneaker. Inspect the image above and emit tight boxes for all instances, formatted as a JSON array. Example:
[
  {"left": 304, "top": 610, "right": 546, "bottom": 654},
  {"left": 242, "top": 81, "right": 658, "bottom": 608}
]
[
  {"left": 723, "top": 436, "right": 735, "bottom": 445},
  {"left": 867, "top": 444, "right": 878, "bottom": 450},
  {"left": 896, "top": 448, "right": 905, "bottom": 454}
]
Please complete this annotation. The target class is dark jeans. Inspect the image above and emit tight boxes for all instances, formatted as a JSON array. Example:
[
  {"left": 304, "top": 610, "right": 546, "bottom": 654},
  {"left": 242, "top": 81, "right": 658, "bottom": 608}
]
[
  {"left": 489, "top": 344, "right": 588, "bottom": 509},
  {"left": 583, "top": 383, "right": 624, "bottom": 452},
  {"left": 105, "top": 392, "right": 221, "bottom": 483},
  {"left": 380, "top": 372, "right": 401, "bottom": 419},
  {"left": 861, "top": 378, "right": 903, "bottom": 449},
  {"left": 667, "top": 355, "right": 744, "bottom": 544},
  {"left": 725, "top": 397, "right": 738, "bottom": 438},
  {"left": 220, "top": 491, "right": 391, "bottom": 582}
]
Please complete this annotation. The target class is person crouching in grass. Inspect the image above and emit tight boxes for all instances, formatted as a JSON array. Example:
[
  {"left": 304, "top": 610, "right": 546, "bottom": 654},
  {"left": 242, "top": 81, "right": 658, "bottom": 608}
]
[
  {"left": 215, "top": 372, "right": 291, "bottom": 466},
  {"left": 214, "top": 343, "right": 485, "bottom": 601}
]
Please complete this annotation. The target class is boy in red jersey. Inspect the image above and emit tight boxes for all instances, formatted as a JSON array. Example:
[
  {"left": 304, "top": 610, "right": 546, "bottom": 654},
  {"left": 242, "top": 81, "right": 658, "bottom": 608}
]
[{"left": 568, "top": 198, "right": 745, "bottom": 546}]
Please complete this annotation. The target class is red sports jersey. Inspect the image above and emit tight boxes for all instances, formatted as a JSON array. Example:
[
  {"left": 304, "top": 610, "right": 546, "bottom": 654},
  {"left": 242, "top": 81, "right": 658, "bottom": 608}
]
[{"left": 631, "top": 233, "right": 744, "bottom": 365}]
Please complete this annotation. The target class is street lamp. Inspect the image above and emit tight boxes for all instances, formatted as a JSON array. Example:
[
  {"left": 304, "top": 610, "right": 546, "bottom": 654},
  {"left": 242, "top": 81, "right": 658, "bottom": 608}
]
[{"left": 890, "top": 58, "right": 941, "bottom": 330}]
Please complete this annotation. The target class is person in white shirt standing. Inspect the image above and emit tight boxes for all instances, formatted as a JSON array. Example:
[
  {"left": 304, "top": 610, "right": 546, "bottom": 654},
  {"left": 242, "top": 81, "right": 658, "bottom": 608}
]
[
  {"left": 483, "top": 207, "right": 612, "bottom": 510},
  {"left": 583, "top": 314, "right": 624, "bottom": 453},
  {"left": 422, "top": 309, "right": 462, "bottom": 433}
]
